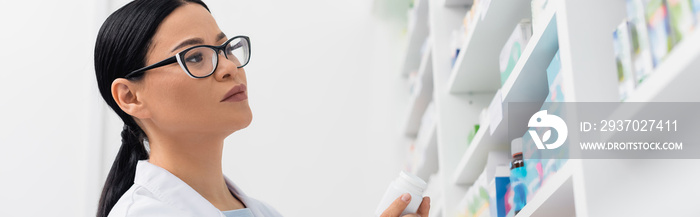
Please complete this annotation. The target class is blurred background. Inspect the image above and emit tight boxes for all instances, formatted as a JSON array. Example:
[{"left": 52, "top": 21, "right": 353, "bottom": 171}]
[
  {"left": 0, "top": 0, "right": 417, "bottom": 216},
  {"left": 3, "top": 0, "right": 700, "bottom": 216}
]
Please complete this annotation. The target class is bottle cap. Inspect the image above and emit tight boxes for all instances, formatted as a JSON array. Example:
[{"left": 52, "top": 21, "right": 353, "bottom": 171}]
[
  {"left": 511, "top": 137, "right": 523, "bottom": 155},
  {"left": 399, "top": 171, "right": 427, "bottom": 191}
]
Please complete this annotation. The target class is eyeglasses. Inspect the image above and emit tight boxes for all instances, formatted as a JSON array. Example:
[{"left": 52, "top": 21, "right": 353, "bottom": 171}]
[{"left": 124, "top": 35, "right": 250, "bottom": 79}]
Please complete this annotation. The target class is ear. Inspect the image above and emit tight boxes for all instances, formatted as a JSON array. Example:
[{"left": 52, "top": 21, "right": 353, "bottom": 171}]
[{"left": 111, "top": 78, "right": 151, "bottom": 119}]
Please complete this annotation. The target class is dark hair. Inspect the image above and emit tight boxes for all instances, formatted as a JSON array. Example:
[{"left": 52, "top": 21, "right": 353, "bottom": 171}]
[{"left": 94, "top": 0, "right": 209, "bottom": 216}]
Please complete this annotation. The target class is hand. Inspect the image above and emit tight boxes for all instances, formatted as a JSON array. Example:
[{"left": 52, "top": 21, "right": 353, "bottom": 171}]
[{"left": 380, "top": 193, "right": 430, "bottom": 217}]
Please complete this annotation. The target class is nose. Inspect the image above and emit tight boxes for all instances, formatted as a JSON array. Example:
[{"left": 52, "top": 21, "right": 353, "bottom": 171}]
[{"left": 213, "top": 51, "right": 238, "bottom": 81}]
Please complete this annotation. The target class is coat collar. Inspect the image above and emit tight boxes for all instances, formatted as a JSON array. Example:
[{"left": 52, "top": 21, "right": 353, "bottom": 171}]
[{"left": 134, "top": 160, "right": 251, "bottom": 217}]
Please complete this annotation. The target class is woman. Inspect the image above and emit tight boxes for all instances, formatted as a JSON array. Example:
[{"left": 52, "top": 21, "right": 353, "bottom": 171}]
[{"left": 94, "top": 0, "right": 430, "bottom": 216}]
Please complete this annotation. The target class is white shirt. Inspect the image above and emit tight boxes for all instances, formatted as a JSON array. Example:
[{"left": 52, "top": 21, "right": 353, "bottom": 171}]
[{"left": 108, "top": 160, "right": 284, "bottom": 217}]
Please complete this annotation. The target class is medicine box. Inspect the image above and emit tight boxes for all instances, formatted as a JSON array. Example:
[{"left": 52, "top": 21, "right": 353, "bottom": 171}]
[
  {"left": 613, "top": 21, "right": 636, "bottom": 101},
  {"left": 627, "top": 0, "right": 655, "bottom": 84},
  {"left": 645, "top": 0, "right": 672, "bottom": 66}
]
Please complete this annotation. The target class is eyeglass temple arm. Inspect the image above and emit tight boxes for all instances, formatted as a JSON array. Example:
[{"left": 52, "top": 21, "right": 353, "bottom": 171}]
[{"left": 124, "top": 56, "right": 178, "bottom": 78}]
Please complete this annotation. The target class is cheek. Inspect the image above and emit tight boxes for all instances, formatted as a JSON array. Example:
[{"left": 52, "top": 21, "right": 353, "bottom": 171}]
[{"left": 145, "top": 77, "right": 214, "bottom": 128}]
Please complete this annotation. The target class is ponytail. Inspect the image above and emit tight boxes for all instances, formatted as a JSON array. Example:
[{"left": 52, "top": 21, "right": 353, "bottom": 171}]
[{"left": 97, "top": 124, "right": 149, "bottom": 217}]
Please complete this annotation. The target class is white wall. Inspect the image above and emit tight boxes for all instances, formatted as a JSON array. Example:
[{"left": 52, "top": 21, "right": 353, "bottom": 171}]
[
  {"left": 0, "top": 0, "right": 108, "bottom": 216},
  {"left": 1, "top": 0, "right": 413, "bottom": 217}
]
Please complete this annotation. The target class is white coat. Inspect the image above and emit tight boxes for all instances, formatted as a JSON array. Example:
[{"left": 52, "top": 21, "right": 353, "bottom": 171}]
[{"left": 108, "top": 160, "right": 284, "bottom": 217}]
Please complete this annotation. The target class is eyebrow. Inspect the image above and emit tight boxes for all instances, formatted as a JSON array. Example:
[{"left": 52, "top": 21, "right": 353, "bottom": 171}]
[{"left": 170, "top": 32, "right": 228, "bottom": 53}]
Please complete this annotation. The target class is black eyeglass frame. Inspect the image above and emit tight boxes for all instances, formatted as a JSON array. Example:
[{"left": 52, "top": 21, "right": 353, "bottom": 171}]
[{"left": 124, "top": 35, "right": 250, "bottom": 79}]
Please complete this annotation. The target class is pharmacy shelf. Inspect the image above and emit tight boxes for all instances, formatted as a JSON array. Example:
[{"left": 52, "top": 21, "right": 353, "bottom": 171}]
[
  {"left": 414, "top": 122, "right": 439, "bottom": 180},
  {"left": 624, "top": 28, "right": 700, "bottom": 103},
  {"left": 500, "top": 7, "right": 557, "bottom": 104},
  {"left": 450, "top": 8, "right": 557, "bottom": 185},
  {"left": 602, "top": 29, "right": 700, "bottom": 145},
  {"left": 427, "top": 0, "right": 483, "bottom": 216},
  {"left": 400, "top": 0, "right": 430, "bottom": 77},
  {"left": 515, "top": 160, "right": 576, "bottom": 217},
  {"left": 403, "top": 44, "right": 434, "bottom": 136},
  {"left": 450, "top": 119, "right": 508, "bottom": 185},
  {"left": 397, "top": 0, "right": 700, "bottom": 216},
  {"left": 556, "top": 1, "right": 698, "bottom": 216},
  {"left": 446, "top": 0, "right": 531, "bottom": 94},
  {"left": 555, "top": 0, "right": 622, "bottom": 103},
  {"left": 443, "top": 0, "right": 472, "bottom": 7}
]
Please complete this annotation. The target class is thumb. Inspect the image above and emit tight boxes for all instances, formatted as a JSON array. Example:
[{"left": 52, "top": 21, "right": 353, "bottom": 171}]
[{"left": 380, "top": 193, "right": 412, "bottom": 217}]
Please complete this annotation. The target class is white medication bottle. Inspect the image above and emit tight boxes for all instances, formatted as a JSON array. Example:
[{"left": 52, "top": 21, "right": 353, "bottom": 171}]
[{"left": 374, "top": 171, "right": 427, "bottom": 216}]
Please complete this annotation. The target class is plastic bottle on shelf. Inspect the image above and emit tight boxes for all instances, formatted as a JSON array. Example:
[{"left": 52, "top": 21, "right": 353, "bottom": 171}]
[
  {"left": 510, "top": 137, "right": 527, "bottom": 215},
  {"left": 374, "top": 171, "right": 427, "bottom": 216}
]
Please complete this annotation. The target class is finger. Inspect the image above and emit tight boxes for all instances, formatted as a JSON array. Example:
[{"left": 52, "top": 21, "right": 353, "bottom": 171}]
[
  {"left": 380, "top": 193, "right": 412, "bottom": 217},
  {"left": 400, "top": 214, "right": 420, "bottom": 217},
  {"left": 416, "top": 196, "right": 431, "bottom": 217}
]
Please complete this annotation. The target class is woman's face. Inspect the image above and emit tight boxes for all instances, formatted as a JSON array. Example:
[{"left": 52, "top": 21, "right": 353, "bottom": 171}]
[{"left": 135, "top": 4, "right": 251, "bottom": 137}]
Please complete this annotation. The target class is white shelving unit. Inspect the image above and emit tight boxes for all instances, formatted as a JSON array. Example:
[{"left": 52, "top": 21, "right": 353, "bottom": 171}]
[
  {"left": 396, "top": 0, "right": 700, "bottom": 216},
  {"left": 398, "top": 0, "right": 442, "bottom": 192},
  {"left": 555, "top": 1, "right": 700, "bottom": 217},
  {"left": 403, "top": 43, "right": 434, "bottom": 136},
  {"left": 446, "top": 0, "right": 532, "bottom": 94},
  {"left": 624, "top": 27, "right": 700, "bottom": 103},
  {"left": 499, "top": 6, "right": 558, "bottom": 104},
  {"left": 414, "top": 121, "right": 439, "bottom": 180},
  {"left": 450, "top": 6, "right": 559, "bottom": 186},
  {"left": 400, "top": 0, "right": 430, "bottom": 77},
  {"left": 427, "top": 1, "right": 485, "bottom": 217},
  {"left": 515, "top": 160, "right": 576, "bottom": 217},
  {"left": 603, "top": 29, "right": 700, "bottom": 142}
]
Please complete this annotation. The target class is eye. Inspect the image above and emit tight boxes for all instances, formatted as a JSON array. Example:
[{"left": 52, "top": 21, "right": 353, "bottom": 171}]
[
  {"left": 185, "top": 52, "right": 204, "bottom": 63},
  {"left": 226, "top": 42, "right": 242, "bottom": 54}
]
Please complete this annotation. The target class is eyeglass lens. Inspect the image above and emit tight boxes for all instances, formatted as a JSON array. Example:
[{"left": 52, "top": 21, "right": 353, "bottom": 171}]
[{"left": 182, "top": 37, "right": 249, "bottom": 77}]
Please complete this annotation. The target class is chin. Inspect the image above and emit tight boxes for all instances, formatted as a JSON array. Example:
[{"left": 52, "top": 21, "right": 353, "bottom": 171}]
[{"left": 225, "top": 110, "right": 253, "bottom": 132}]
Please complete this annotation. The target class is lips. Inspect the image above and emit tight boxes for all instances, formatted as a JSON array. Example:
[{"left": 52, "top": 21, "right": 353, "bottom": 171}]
[{"left": 221, "top": 84, "right": 247, "bottom": 102}]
